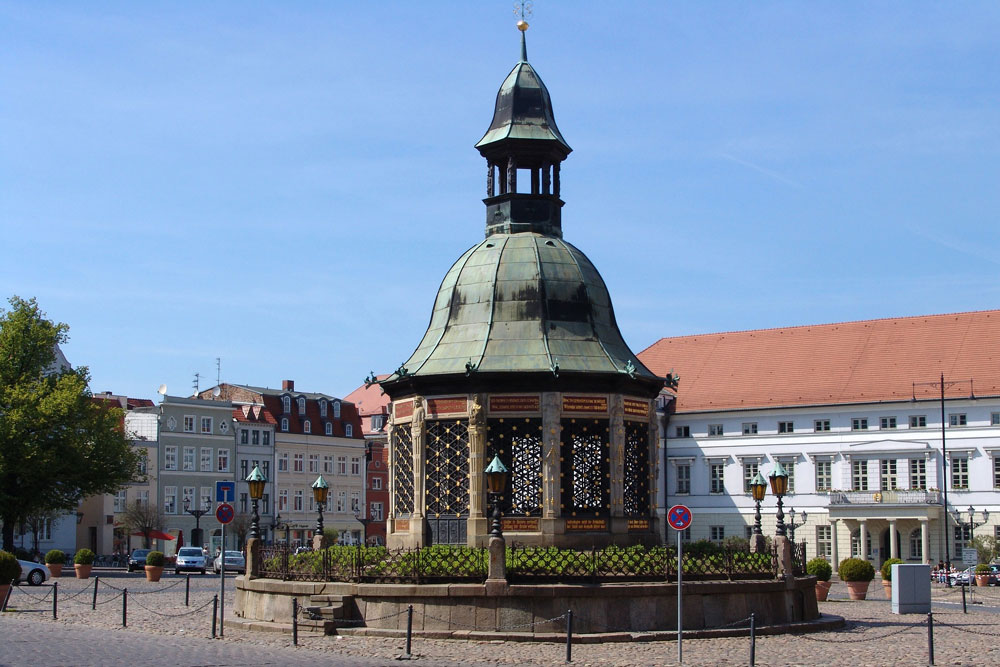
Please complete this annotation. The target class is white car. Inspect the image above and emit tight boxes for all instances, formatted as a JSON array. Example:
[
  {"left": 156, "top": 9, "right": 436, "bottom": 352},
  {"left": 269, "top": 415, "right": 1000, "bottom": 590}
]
[
  {"left": 213, "top": 551, "right": 245, "bottom": 574},
  {"left": 174, "top": 547, "right": 207, "bottom": 575},
  {"left": 17, "top": 559, "right": 49, "bottom": 586}
]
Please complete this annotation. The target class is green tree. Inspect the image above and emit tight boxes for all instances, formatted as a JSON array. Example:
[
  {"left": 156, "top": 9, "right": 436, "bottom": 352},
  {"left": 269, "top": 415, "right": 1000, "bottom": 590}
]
[
  {"left": 121, "top": 500, "right": 164, "bottom": 550},
  {"left": 0, "top": 297, "right": 139, "bottom": 551}
]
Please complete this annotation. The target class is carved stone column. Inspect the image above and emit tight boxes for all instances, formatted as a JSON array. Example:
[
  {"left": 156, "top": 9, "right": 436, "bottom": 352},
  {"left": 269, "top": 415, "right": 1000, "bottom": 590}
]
[
  {"left": 386, "top": 412, "right": 396, "bottom": 524},
  {"left": 541, "top": 392, "right": 561, "bottom": 521},
  {"left": 411, "top": 396, "right": 426, "bottom": 525},
  {"left": 609, "top": 395, "right": 625, "bottom": 517},
  {"left": 830, "top": 519, "right": 840, "bottom": 571},
  {"left": 467, "top": 394, "right": 487, "bottom": 544}
]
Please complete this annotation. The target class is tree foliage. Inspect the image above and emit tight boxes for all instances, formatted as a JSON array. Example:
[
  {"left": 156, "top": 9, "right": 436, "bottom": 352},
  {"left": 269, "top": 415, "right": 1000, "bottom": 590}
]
[{"left": 0, "top": 297, "right": 140, "bottom": 551}]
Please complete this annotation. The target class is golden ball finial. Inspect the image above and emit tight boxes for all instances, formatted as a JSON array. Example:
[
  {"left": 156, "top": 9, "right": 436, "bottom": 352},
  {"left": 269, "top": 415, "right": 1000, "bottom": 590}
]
[{"left": 517, "top": 19, "right": 529, "bottom": 32}]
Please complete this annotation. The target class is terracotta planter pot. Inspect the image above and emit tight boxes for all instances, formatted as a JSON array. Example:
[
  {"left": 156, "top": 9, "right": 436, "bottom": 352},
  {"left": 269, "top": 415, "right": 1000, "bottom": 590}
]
[
  {"left": 74, "top": 564, "right": 92, "bottom": 579},
  {"left": 845, "top": 580, "right": 870, "bottom": 600},
  {"left": 46, "top": 564, "right": 63, "bottom": 578},
  {"left": 0, "top": 583, "right": 10, "bottom": 609},
  {"left": 815, "top": 580, "right": 832, "bottom": 601},
  {"left": 882, "top": 582, "right": 893, "bottom": 598},
  {"left": 975, "top": 575, "right": 990, "bottom": 587},
  {"left": 145, "top": 565, "right": 163, "bottom": 582}
]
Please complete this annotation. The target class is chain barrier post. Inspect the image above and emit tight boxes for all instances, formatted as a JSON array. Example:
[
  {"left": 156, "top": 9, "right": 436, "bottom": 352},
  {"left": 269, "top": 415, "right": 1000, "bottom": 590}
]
[
  {"left": 961, "top": 583, "right": 967, "bottom": 613},
  {"left": 927, "top": 612, "right": 934, "bottom": 665},
  {"left": 565, "top": 609, "right": 573, "bottom": 663},
  {"left": 122, "top": 588, "right": 127, "bottom": 627},
  {"left": 2, "top": 578, "right": 13, "bottom": 612},
  {"left": 185, "top": 574, "right": 190, "bottom": 607},
  {"left": 52, "top": 581, "right": 57, "bottom": 620},
  {"left": 292, "top": 597, "right": 298, "bottom": 646},
  {"left": 749, "top": 612, "right": 756, "bottom": 666},
  {"left": 405, "top": 604, "right": 413, "bottom": 658},
  {"left": 92, "top": 577, "right": 99, "bottom": 610},
  {"left": 212, "top": 594, "right": 218, "bottom": 638}
]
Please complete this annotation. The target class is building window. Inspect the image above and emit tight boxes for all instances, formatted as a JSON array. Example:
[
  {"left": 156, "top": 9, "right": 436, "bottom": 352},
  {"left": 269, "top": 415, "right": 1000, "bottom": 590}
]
[
  {"left": 281, "top": 418, "right": 289, "bottom": 432},
  {"left": 708, "top": 424, "right": 723, "bottom": 437},
  {"left": 346, "top": 424, "right": 353, "bottom": 437},
  {"left": 240, "top": 459, "right": 249, "bottom": 478},
  {"left": 992, "top": 412, "right": 1000, "bottom": 426},
  {"left": 778, "top": 421, "right": 794, "bottom": 434},
  {"left": 217, "top": 449, "right": 229, "bottom": 472},
  {"left": 949, "top": 414, "right": 967, "bottom": 427},
  {"left": 114, "top": 490, "right": 127, "bottom": 513},
  {"left": 278, "top": 489, "right": 288, "bottom": 511},
  {"left": 200, "top": 487, "right": 212, "bottom": 511},
  {"left": 181, "top": 487, "right": 194, "bottom": 513},
  {"left": 293, "top": 454, "right": 304, "bottom": 473},
  {"left": 852, "top": 460, "right": 868, "bottom": 491},
  {"left": 371, "top": 502, "right": 384, "bottom": 521},
  {"left": 137, "top": 452, "right": 147, "bottom": 477},
  {"left": 743, "top": 462, "right": 759, "bottom": 493},
  {"left": 334, "top": 401, "right": 341, "bottom": 419},
  {"left": 337, "top": 456, "right": 347, "bottom": 475},
  {"left": 710, "top": 526, "right": 725, "bottom": 542},
  {"left": 323, "top": 455, "right": 333, "bottom": 474},
  {"left": 351, "top": 492, "right": 360, "bottom": 512},
  {"left": 200, "top": 417, "right": 212, "bottom": 434},
  {"left": 816, "top": 525, "right": 832, "bottom": 560},
  {"left": 676, "top": 464, "right": 691, "bottom": 494},
  {"left": 239, "top": 493, "right": 248, "bottom": 513},
  {"left": 910, "top": 415, "right": 927, "bottom": 428},
  {"left": 263, "top": 431, "right": 271, "bottom": 446},
  {"left": 371, "top": 415, "right": 385, "bottom": 431},
  {"left": 201, "top": 447, "right": 213, "bottom": 472},
  {"left": 909, "top": 529, "right": 922, "bottom": 560},
  {"left": 262, "top": 460, "right": 270, "bottom": 478},
  {"left": 675, "top": 426, "right": 690, "bottom": 438},
  {"left": 880, "top": 416, "right": 897, "bottom": 430},
  {"left": 308, "top": 454, "right": 319, "bottom": 473},
  {"left": 337, "top": 491, "right": 346, "bottom": 513},
  {"left": 710, "top": 463, "right": 725, "bottom": 494},
  {"left": 320, "top": 400, "right": 327, "bottom": 417},
  {"left": 852, "top": 418, "right": 868, "bottom": 431},
  {"left": 371, "top": 477, "right": 383, "bottom": 491},
  {"left": 910, "top": 459, "right": 927, "bottom": 490},
  {"left": 297, "top": 397, "right": 306, "bottom": 415},
  {"left": 742, "top": 422, "right": 757, "bottom": 435},
  {"left": 994, "top": 456, "right": 1000, "bottom": 489},
  {"left": 293, "top": 490, "right": 303, "bottom": 511},
  {"left": 351, "top": 457, "right": 361, "bottom": 475},
  {"left": 325, "top": 422, "right": 333, "bottom": 436},
  {"left": 240, "top": 429, "right": 249, "bottom": 445},
  {"left": 136, "top": 490, "right": 149, "bottom": 507},
  {"left": 951, "top": 456, "right": 969, "bottom": 489},
  {"left": 183, "top": 416, "right": 195, "bottom": 433},
  {"left": 303, "top": 420, "right": 311, "bottom": 434},
  {"left": 851, "top": 529, "right": 873, "bottom": 559},
  {"left": 278, "top": 453, "right": 288, "bottom": 472},
  {"left": 163, "top": 487, "right": 177, "bottom": 514},
  {"left": 262, "top": 493, "right": 270, "bottom": 514},
  {"left": 164, "top": 446, "right": 177, "bottom": 470},
  {"left": 183, "top": 447, "right": 195, "bottom": 471},
  {"left": 816, "top": 460, "right": 832, "bottom": 491},
  {"left": 880, "top": 459, "right": 898, "bottom": 491},
  {"left": 252, "top": 430, "right": 260, "bottom": 445},
  {"left": 282, "top": 395, "right": 291, "bottom": 413},
  {"left": 954, "top": 525, "right": 973, "bottom": 557},
  {"left": 814, "top": 420, "right": 830, "bottom": 432}
]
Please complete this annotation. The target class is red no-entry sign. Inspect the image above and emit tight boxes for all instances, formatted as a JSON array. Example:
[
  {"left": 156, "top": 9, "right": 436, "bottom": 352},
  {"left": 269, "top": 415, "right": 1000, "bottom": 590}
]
[{"left": 667, "top": 504, "right": 692, "bottom": 531}]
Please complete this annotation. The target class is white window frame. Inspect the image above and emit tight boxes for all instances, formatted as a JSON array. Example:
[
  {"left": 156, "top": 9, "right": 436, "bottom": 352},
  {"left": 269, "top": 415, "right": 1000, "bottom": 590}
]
[
  {"left": 183, "top": 415, "right": 195, "bottom": 433},
  {"left": 165, "top": 446, "right": 177, "bottom": 470},
  {"left": 217, "top": 448, "right": 230, "bottom": 472},
  {"left": 200, "top": 447, "right": 213, "bottom": 472},
  {"left": 183, "top": 446, "right": 195, "bottom": 471},
  {"left": 742, "top": 422, "right": 757, "bottom": 435},
  {"left": 778, "top": 421, "right": 794, "bottom": 434},
  {"left": 708, "top": 424, "right": 723, "bottom": 437},
  {"left": 200, "top": 416, "right": 213, "bottom": 434},
  {"left": 814, "top": 419, "right": 830, "bottom": 432}
]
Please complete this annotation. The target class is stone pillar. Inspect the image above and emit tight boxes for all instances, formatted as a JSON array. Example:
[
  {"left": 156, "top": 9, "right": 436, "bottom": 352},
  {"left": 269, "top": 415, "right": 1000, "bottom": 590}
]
[
  {"left": 312, "top": 533, "right": 326, "bottom": 552},
  {"left": 609, "top": 395, "right": 625, "bottom": 517},
  {"left": 245, "top": 537, "right": 261, "bottom": 579},
  {"left": 411, "top": 397, "right": 427, "bottom": 545},
  {"left": 921, "top": 519, "right": 930, "bottom": 564},
  {"left": 889, "top": 520, "right": 898, "bottom": 560},
  {"left": 830, "top": 519, "right": 840, "bottom": 571},
  {"left": 487, "top": 535, "right": 506, "bottom": 581},
  {"left": 774, "top": 535, "right": 794, "bottom": 580},
  {"left": 467, "top": 394, "right": 487, "bottom": 543},
  {"left": 541, "top": 392, "right": 561, "bottom": 521},
  {"left": 860, "top": 520, "right": 869, "bottom": 564}
]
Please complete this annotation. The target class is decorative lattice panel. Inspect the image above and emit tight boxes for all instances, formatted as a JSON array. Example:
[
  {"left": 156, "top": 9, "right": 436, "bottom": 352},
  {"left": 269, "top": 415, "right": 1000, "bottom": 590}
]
[
  {"left": 391, "top": 425, "right": 414, "bottom": 517},
  {"left": 623, "top": 420, "right": 650, "bottom": 517},
  {"left": 425, "top": 419, "right": 470, "bottom": 518},
  {"left": 560, "top": 418, "right": 610, "bottom": 516},
  {"left": 486, "top": 417, "right": 543, "bottom": 516}
]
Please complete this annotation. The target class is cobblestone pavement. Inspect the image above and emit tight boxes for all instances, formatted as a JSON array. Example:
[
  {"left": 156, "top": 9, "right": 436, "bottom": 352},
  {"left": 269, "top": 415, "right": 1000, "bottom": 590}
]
[{"left": 5, "top": 574, "right": 1000, "bottom": 665}]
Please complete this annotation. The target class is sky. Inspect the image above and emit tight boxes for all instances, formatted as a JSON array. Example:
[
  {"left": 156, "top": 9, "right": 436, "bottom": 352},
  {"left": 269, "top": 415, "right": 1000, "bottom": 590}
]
[{"left": 2, "top": 2, "right": 998, "bottom": 402}]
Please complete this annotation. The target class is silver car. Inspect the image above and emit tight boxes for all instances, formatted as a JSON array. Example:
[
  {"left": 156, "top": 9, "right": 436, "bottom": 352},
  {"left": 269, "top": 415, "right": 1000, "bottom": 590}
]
[
  {"left": 17, "top": 559, "right": 50, "bottom": 586},
  {"left": 174, "top": 547, "right": 207, "bottom": 575},
  {"left": 213, "top": 550, "right": 245, "bottom": 574}
]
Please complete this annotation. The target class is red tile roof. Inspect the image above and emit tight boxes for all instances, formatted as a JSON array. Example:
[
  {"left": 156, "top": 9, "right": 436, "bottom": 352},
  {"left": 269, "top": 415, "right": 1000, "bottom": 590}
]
[
  {"left": 232, "top": 405, "right": 278, "bottom": 425},
  {"left": 343, "top": 376, "right": 391, "bottom": 418},
  {"left": 636, "top": 310, "right": 1000, "bottom": 413}
]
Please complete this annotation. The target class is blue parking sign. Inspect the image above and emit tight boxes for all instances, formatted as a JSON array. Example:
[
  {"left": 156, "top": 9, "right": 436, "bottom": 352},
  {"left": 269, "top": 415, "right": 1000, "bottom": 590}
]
[{"left": 216, "top": 481, "right": 235, "bottom": 503}]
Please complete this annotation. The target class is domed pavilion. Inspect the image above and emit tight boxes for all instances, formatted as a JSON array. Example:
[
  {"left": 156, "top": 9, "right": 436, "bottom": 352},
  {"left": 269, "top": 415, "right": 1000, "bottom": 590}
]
[{"left": 379, "top": 26, "right": 668, "bottom": 549}]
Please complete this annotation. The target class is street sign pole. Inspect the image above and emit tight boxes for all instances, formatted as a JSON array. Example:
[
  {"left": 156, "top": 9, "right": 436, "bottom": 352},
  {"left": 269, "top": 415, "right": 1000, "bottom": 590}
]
[
  {"left": 219, "top": 520, "right": 225, "bottom": 638},
  {"left": 677, "top": 526, "right": 683, "bottom": 664}
]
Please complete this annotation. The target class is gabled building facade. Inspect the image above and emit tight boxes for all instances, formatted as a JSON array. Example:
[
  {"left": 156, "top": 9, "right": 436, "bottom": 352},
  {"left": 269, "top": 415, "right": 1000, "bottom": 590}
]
[{"left": 344, "top": 375, "right": 391, "bottom": 545}]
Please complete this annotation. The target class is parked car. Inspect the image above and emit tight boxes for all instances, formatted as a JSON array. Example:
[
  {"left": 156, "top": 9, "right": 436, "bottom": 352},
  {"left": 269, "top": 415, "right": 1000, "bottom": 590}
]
[
  {"left": 174, "top": 547, "right": 207, "bottom": 575},
  {"left": 213, "top": 551, "right": 246, "bottom": 574},
  {"left": 127, "top": 549, "right": 151, "bottom": 572},
  {"left": 16, "top": 559, "right": 49, "bottom": 586}
]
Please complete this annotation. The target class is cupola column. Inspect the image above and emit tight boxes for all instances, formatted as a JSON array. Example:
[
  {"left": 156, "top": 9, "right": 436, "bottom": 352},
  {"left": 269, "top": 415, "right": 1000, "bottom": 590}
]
[
  {"left": 487, "top": 162, "right": 495, "bottom": 198},
  {"left": 467, "top": 394, "right": 486, "bottom": 525},
  {"left": 542, "top": 163, "right": 551, "bottom": 195},
  {"left": 507, "top": 156, "right": 517, "bottom": 193},
  {"left": 553, "top": 163, "right": 560, "bottom": 197},
  {"left": 541, "top": 393, "right": 562, "bottom": 521}
]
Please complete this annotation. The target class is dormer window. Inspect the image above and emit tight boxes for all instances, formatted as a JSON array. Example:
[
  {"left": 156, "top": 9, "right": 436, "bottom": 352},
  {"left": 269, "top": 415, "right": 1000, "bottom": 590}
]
[
  {"left": 345, "top": 424, "right": 353, "bottom": 437},
  {"left": 297, "top": 397, "right": 306, "bottom": 415},
  {"left": 319, "top": 400, "right": 327, "bottom": 417},
  {"left": 282, "top": 395, "right": 291, "bottom": 413},
  {"left": 303, "top": 420, "right": 311, "bottom": 434},
  {"left": 325, "top": 422, "right": 333, "bottom": 436},
  {"left": 281, "top": 417, "right": 289, "bottom": 432},
  {"left": 333, "top": 401, "right": 341, "bottom": 419}
]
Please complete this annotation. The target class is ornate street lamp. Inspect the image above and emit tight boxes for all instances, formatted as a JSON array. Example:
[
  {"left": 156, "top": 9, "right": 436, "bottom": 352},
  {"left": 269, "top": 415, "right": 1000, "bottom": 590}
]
[
  {"left": 749, "top": 472, "right": 767, "bottom": 536},
  {"left": 786, "top": 508, "right": 808, "bottom": 542},
  {"left": 951, "top": 505, "right": 989, "bottom": 545},
  {"left": 768, "top": 461, "right": 789, "bottom": 538},
  {"left": 246, "top": 465, "right": 266, "bottom": 541},
  {"left": 311, "top": 475, "right": 329, "bottom": 538},
  {"left": 484, "top": 455, "right": 509, "bottom": 538}
]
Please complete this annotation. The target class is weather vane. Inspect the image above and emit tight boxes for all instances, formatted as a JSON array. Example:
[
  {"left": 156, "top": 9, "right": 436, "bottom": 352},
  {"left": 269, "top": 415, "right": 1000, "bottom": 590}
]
[{"left": 514, "top": 1, "right": 533, "bottom": 30}]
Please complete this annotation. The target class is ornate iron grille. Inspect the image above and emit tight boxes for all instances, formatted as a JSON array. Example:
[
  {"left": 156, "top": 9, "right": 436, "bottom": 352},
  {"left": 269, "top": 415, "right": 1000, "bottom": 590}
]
[
  {"left": 425, "top": 419, "right": 470, "bottom": 545},
  {"left": 560, "top": 418, "right": 610, "bottom": 516},
  {"left": 486, "top": 417, "right": 543, "bottom": 516},
  {"left": 622, "top": 419, "right": 650, "bottom": 517},
  {"left": 792, "top": 541, "right": 807, "bottom": 576},
  {"left": 391, "top": 425, "right": 414, "bottom": 517}
]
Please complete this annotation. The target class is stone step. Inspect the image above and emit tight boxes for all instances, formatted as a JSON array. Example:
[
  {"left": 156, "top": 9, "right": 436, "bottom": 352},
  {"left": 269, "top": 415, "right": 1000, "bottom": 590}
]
[
  {"left": 304, "top": 604, "right": 345, "bottom": 620},
  {"left": 309, "top": 593, "right": 352, "bottom": 605}
]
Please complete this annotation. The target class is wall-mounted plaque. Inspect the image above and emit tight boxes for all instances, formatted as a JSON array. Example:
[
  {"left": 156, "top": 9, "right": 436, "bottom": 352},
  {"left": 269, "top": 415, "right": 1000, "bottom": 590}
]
[
  {"left": 395, "top": 401, "right": 414, "bottom": 419},
  {"left": 623, "top": 399, "right": 649, "bottom": 418},
  {"left": 501, "top": 517, "right": 540, "bottom": 532},
  {"left": 428, "top": 397, "right": 467, "bottom": 415},
  {"left": 490, "top": 395, "right": 541, "bottom": 412},
  {"left": 565, "top": 518, "right": 608, "bottom": 531},
  {"left": 627, "top": 518, "right": 651, "bottom": 531},
  {"left": 395, "top": 519, "right": 410, "bottom": 532},
  {"left": 562, "top": 396, "right": 608, "bottom": 413}
]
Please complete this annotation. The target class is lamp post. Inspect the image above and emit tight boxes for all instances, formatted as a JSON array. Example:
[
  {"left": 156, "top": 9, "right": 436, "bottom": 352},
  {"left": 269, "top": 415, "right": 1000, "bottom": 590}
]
[
  {"left": 951, "top": 505, "right": 989, "bottom": 551},
  {"left": 749, "top": 472, "right": 767, "bottom": 536},
  {"left": 246, "top": 465, "right": 266, "bottom": 542},
  {"left": 768, "top": 461, "right": 789, "bottom": 538},
  {"left": 185, "top": 507, "right": 208, "bottom": 549},
  {"left": 311, "top": 475, "right": 329, "bottom": 539},
  {"left": 786, "top": 508, "right": 807, "bottom": 543},
  {"left": 484, "top": 455, "right": 509, "bottom": 538},
  {"left": 354, "top": 509, "right": 370, "bottom": 546}
]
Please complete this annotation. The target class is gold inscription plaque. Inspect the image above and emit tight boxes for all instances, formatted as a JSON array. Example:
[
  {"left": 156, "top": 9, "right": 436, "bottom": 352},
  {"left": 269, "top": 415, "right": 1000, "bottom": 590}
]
[
  {"left": 623, "top": 399, "right": 649, "bottom": 418},
  {"left": 490, "top": 395, "right": 541, "bottom": 412},
  {"left": 395, "top": 519, "right": 410, "bottom": 532},
  {"left": 501, "top": 518, "right": 540, "bottom": 532},
  {"left": 562, "top": 396, "right": 608, "bottom": 413},
  {"left": 627, "top": 518, "right": 651, "bottom": 531},
  {"left": 565, "top": 518, "right": 608, "bottom": 531},
  {"left": 428, "top": 397, "right": 467, "bottom": 415}
]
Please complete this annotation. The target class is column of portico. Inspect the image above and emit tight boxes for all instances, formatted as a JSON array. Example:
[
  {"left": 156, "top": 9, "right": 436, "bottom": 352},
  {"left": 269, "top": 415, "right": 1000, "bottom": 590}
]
[
  {"left": 889, "top": 519, "right": 898, "bottom": 560},
  {"left": 859, "top": 519, "right": 869, "bottom": 564},
  {"left": 921, "top": 519, "right": 930, "bottom": 564},
  {"left": 830, "top": 519, "right": 840, "bottom": 571}
]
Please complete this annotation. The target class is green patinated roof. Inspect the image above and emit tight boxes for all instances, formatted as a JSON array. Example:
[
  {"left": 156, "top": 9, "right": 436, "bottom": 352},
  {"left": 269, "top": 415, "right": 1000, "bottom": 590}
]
[{"left": 391, "top": 233, "right": 658, "bottom": 381}]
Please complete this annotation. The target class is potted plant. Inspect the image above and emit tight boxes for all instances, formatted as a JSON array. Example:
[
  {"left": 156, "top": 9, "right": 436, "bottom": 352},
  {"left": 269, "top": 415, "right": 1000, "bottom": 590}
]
[
  {"left": 975, "top": 563, "right": 991, "bottom": 587},
  {"left": 0, "top": 550, "right": 22, "bottom": 603},
  {"left": 145, "top": 550, "right": 165, "bottom": 582},
  {"left": 73, "top": 548, "right": 95, "bottom": 579},
  {"left": 881, "top": 558, "right": 903, "bottom": 597},
  {"left": 839, "top": 557, "right": 875, "bottom": 600},
  {"left": 44, "top": 549, "right": 66, "bottom": 578},
  {"left": 807, "top": 557, "right": 833, "bottom": 601}
]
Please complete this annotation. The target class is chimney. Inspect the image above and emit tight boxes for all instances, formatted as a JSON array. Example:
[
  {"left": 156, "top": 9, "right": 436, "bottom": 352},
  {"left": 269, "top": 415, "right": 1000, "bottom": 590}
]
[{"left": 282, "top": 380, "right": 294, "bottom": 391}]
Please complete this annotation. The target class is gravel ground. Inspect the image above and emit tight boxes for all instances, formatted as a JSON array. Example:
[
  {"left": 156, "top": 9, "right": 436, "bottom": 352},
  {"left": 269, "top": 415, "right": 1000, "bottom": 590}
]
[{"left": 7, "top": 573, "right": 1000, "bottom": 665}]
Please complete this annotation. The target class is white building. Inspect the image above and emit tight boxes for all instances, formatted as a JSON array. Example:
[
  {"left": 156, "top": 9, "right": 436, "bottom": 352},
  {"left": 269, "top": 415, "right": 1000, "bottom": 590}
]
[{"left": 638, "top": 310, "right": 1000, "bottom": 571}]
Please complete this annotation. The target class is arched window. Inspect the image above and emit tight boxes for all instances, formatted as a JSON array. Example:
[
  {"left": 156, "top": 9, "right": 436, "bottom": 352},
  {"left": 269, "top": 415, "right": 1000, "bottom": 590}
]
[
  {"left": 345, "top": 423, "right": 353, "bottom": 437},
  {"left": 303, "top": 420, "right": 311, "bottom": 434},
  {"left": 319, "top": 400, "right": 327, "bottom": 417},
  {"left": 297, "top": 397, "right": 306, "bottom": 415},
  {"left": 325, "top": 422, "right": 333, "bottom": 436},
  {"left": 850, "top": 529, "right": 874, "bottom": 560},
  {"left": 281, "top": 417, "right": 289, "bottom": 432},
  {"left": 333, "top": 401, "right": 341, "bottom": 419},
  {"left": 282, "top": 396, "right": 291, "bottom": 413},
  {"left": 909, "top": 529, "right": 923, "bottom": 560}
]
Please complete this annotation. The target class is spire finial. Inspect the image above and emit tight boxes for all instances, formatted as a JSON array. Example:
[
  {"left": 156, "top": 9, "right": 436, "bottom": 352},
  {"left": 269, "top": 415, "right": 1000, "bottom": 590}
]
[{"left": 515, "top": 1, "right": 532, "bottom": 61}]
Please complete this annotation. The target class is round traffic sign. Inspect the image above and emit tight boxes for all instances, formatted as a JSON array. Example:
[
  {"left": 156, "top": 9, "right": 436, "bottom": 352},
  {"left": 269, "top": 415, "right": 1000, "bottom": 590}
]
[
  {"left": 667, "top": 504, "right": 692, "bottom": 531},
  {"left": 216, "top": 502, "right": 235, "bottom": 525}
]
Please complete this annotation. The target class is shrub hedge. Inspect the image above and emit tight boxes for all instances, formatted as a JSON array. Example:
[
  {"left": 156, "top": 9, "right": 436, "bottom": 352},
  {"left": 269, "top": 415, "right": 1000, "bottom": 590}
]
[{"left": 838, "top": 557, "right": 875, "bottom": 582}]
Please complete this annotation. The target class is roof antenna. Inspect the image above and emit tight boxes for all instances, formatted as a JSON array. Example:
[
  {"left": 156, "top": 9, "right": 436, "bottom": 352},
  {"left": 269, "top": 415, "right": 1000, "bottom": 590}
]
[
  {"left": 515, "top": 0, "right": 532, "bottom": 61},
  {"left": 216, "top": 357, "right": 221, "bottom": 385},
  {"left": 193, "top": 372, "right": 200, "bottom": 396}
]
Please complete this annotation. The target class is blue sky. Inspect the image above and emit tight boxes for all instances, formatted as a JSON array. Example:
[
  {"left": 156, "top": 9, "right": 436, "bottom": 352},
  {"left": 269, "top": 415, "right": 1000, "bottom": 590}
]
[{"left": 2, "top": 2, "right": 998, "bottom": 401}]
